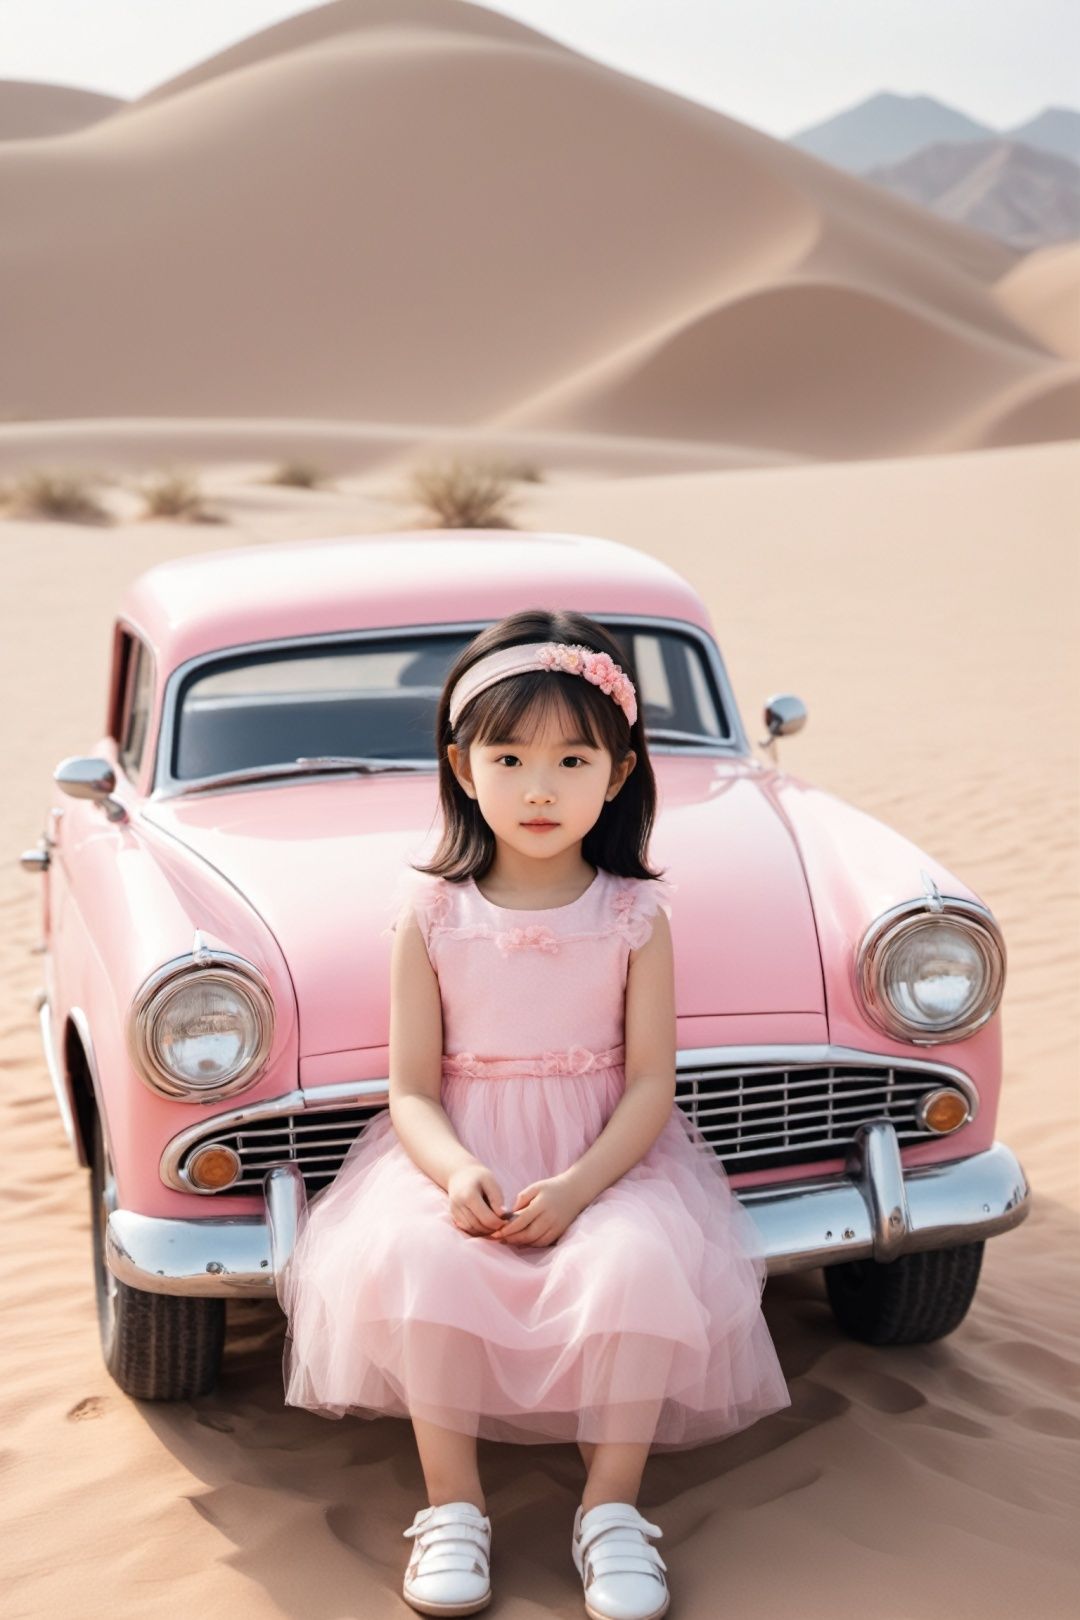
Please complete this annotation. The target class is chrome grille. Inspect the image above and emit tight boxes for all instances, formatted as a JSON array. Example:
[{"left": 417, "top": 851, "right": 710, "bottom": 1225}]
[
  {"left": 675, "top": 1060, "right": 965, "bottom": 1171},
  {"left": 183, "top": 1103, "right": 389, "bottom": 1195},
  {"left": 173, "top": 1056, "right": 970, "bottom": 1194}
]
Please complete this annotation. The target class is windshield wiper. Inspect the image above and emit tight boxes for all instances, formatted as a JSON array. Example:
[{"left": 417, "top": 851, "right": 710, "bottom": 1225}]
[
  {"left": 645, "top": 728, "right": 724, "bottom": 746},
  {"left": 178, "top": 756, "right": 431, "bottom": 794}
]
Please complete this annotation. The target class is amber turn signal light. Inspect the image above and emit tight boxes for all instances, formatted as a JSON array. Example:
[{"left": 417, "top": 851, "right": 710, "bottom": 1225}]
[
  {"left": 915, "top": 1087, "right": 971, "bottom": 1134},
  {"left": 186, "top": 1143, "right": 242, "bottom": 1190}
]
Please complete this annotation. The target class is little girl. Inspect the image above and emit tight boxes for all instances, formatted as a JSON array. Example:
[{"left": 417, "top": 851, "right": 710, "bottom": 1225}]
[{"left": 282, "top": 608, "right": 791, "bottom": 1620}]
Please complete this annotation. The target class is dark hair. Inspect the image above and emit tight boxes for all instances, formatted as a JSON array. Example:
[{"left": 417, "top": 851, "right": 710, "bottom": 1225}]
[{"left": 414, "top": 607, "right": 666, "bottom": 885}]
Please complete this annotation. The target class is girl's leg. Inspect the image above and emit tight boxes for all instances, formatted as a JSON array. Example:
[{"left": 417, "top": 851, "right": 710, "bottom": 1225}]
[
  {"left": 579, "top": 1440, "right": 650, "bottom": 1512},
  {"left": 411, "top": 1416, "right": 486, "bottom": 1512}
]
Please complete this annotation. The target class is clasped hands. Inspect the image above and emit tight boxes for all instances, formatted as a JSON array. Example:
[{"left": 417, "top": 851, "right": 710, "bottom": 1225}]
[{"left": 446, "top": 1160, "right": 586, "bottom": 1247}]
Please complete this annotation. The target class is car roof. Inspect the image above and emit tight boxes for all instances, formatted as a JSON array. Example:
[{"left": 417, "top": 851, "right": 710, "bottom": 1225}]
[{"left": 118, "top": 529, "right": 712, "bottom": 672}]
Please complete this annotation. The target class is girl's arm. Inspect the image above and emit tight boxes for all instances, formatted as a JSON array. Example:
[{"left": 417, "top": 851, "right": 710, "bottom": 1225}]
[
  {"left": 387, "top": 906, "right": 484, "bottom": 1191},
  {"left": 562, "top": 908, "right": 678, "bottom": 1208}
]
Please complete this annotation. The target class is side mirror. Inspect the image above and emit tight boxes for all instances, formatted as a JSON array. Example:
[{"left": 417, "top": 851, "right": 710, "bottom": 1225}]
[
  {"left": 759, "top": 694, "right": 807, "bottom": 754},
  {"left": 54, "top": 757, "right": 128, "bottom": 823}
]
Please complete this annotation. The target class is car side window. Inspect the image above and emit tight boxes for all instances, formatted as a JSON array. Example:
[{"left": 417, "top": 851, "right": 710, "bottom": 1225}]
[{"left": 118, "top": 636, "right": 153, "bottom": 781}]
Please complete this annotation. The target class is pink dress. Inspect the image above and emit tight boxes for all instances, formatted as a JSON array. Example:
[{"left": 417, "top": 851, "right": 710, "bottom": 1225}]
[{"left": 281, "top": 864, "right": 791, "bottom": 1451}]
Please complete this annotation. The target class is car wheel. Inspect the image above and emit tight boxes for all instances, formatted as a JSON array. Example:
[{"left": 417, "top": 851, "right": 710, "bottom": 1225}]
[
  {"left": 90, "top": 1110, "right": 226, "bottom": 1399},
  {"left": 823, "top": 1241, "right": 986, "bottom": 1344}
]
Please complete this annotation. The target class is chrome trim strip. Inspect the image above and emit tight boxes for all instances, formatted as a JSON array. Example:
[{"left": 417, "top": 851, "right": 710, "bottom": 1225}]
[
  {"left": 109, "top": 1130, "right": 1031, "bottom": 1296},
  {"left": 112, "top": 617, "right": 159, "bottom": 796},
  {"left": 149, "top": 613, "right": 750, "bottom": 798}
]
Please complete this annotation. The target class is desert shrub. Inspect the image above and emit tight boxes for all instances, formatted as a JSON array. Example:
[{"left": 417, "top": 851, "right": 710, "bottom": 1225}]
[
  {"left": 264, "top": 459, "right": 332, "bottom": 489},
  {"left": 137, "top": 470, "right": 221, "bottom": 523},
  {"left": 494, "top": 457, "right": 544, "bottom": 483},
  {"left": 2, "top": 468, "right": 110, "bottom": 524},
  {"left": 403, "top": 457, "right": 519, "bottom": 529}
]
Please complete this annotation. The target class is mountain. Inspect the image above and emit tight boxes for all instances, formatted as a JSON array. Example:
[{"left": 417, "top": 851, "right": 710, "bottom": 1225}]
[
  {"left": 790, "top": 92, "right": 992, "bottom": 173},
  {"left": 865, "top": 139, "right": 1080, "bottom": 250},
  {"left": 792, "top": 92, "right": 1080, "bottom": 178},
  {"left": 1005, "top": 106, "right": 1080, "bottom": 164}
]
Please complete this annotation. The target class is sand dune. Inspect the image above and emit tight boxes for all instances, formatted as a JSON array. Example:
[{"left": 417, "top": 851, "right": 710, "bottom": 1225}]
[
  {"left": 494, "top": 277, "right": 1063, "bottom": 458},
  {"left": 2, "top": 440, "right": 1078, "bottom": 1616},
  {"left": 995, "top": 240, "right": 1080, "bottom": 360},
  {"left": 0, "top": 80, "right": 122, "bottom": 141},
  {"left": 132, "top": 0, "right": 570, "bottom": 110},
  {"left": 0, "top": 0, "right": 1075, "bottom": 463}
]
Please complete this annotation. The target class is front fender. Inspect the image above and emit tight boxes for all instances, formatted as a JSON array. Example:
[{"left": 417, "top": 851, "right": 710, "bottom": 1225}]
[
  {"left": 51, "top": 802, "right": 299, "bottom": 1217},
  {"left": 765, "top": 771, "right": 1002, "bottom": 1160}
]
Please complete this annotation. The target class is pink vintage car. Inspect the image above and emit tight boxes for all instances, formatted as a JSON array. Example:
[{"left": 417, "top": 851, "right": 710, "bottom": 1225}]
[{"left": 21, "top": 529, "right": 1031, "bottom": 1401}]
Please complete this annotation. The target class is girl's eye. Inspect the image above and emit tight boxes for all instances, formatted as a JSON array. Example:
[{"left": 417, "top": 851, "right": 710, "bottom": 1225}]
[{"left": 494, "top": 755, "right": 587, "bottom": 768}]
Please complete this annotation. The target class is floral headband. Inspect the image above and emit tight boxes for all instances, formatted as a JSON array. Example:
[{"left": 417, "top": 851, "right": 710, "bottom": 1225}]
[{"left": 448, "top": 640, "right": 638, "bottom": 729}]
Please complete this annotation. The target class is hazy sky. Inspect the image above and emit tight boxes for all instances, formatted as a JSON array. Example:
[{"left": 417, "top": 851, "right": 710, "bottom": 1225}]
[{"left": 2, "top": 0, "right": 1076, "bottom": 136}]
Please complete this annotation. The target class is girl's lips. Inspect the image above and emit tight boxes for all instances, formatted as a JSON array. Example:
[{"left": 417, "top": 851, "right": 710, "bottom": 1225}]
[{"left": 522, "top": 821, "right": 558, "bottom": 830}]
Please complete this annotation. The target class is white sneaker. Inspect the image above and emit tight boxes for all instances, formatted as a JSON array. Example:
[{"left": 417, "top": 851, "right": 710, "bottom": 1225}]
[
  {"left": 402, "top": 1500, "right": 492, "bottom": 1616},
  {"left": 572, "top": 1501, "right": 670, "bottom": 1620}
]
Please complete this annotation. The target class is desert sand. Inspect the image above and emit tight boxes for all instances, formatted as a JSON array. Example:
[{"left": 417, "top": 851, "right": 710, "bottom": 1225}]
[
  {"left": 1, "top": 1, "right": 1078, "bottom": 1616},
  {"left": 3, "top": 441, "right": 1078, "bottom": 1619}
]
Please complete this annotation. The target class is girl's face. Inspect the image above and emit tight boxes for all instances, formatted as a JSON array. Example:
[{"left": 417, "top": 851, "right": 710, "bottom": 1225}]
[{"left": 447, "top": 699, "right": 635, "bottom": 863}]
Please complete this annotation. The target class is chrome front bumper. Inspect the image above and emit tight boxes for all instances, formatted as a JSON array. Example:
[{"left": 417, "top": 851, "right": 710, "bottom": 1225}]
[{"left": 104, "top": 1122, "right": 1032, "bottom": 1298}]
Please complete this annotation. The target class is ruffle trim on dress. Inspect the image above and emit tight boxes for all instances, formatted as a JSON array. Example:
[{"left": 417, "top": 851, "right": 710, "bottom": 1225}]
[
  {"left": 382, "top": 867, "right": 454, "bottom": 950},
  {"left": 384, "top": 869, "right": 676, "bottom": 954},
  {"left": 441, "top": 1042, "right": 626, "bottom": 1081},
  {"left": 610, "top": 876, "right": 676, "bottom": 952}
]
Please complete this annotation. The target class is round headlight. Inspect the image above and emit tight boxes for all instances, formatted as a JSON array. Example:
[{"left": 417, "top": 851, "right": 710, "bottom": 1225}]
[
  {"left": 856, "top": 897, "right": 1005, "bottom": 1044},
  {"left": 128, "top": 948, "right": 275, "bottom": 1100}
]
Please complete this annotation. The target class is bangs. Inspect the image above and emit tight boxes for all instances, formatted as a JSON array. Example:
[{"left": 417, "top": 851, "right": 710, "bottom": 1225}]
[{"left": 465, "top": 671, "right": 617, "bottom": 754}]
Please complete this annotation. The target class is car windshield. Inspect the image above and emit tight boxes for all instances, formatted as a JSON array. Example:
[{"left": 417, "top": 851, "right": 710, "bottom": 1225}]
[{"left": 167, "top": 626, "right": 732, "bottom": 783}]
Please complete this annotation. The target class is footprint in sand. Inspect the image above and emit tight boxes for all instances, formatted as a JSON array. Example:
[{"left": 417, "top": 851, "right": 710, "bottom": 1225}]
[{"left": 66, "top": 1395, "right": 107, "bottom": 1421}]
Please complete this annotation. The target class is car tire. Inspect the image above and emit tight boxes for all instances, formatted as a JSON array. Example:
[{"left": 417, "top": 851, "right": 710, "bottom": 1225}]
[
  {"left": 823, "top": 1241, "right": 986, "bottom": 1344},
  {"left": 90, "top": 1109, "right": 226, "bottom": 1399}
]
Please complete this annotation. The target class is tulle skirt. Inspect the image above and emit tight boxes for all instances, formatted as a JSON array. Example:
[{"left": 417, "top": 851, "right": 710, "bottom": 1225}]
[{"left": 281, "top": 1065, "right": 791, "bottom": 1451}]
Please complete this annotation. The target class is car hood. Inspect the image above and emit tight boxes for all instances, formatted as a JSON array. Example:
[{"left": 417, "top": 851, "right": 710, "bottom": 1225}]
[{"left": 141, "top": 760, "right": 825, "bottom": 1060}]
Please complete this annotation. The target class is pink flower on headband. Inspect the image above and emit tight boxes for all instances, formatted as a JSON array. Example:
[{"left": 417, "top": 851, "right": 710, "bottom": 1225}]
[
  {"left": 534, "top": 642, "right": 638, "bottom": 724},
  {"left": 612, "top": 674, "right": 637, "bottom": 723},
  {"left": 537, "top": 642, "right": 588, "bottom": 674},
  {"left": 583, "top": 651, "right": 618, "bottom": 694}
]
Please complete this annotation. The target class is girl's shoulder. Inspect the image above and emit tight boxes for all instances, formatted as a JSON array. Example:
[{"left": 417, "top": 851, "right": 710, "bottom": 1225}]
[
  {"left": 606, "top": 871, "right": 677, "bottom": 951},
  {"left": 382, "top": 867, "right": 459, "bottom": 947}
]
